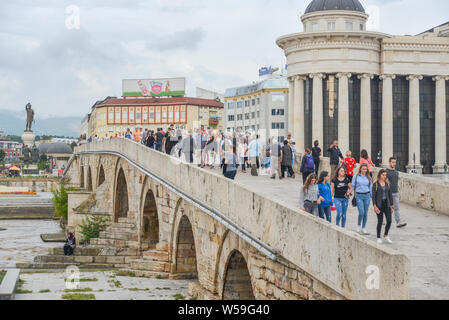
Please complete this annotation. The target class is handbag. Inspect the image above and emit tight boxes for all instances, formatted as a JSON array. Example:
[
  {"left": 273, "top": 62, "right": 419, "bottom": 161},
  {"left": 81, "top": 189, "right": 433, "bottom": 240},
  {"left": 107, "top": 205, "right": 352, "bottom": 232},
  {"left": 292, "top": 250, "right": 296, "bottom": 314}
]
[
  {"left": 304, "top": 200, "right": 314, "bottom": 214},
  {"left": 351, "top": 175, "right": 358, "bottom": 207}
]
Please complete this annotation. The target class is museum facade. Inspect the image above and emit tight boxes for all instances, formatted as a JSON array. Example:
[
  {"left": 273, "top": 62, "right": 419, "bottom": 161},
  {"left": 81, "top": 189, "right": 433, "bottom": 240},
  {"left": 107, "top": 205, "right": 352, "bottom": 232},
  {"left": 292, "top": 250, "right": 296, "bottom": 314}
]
[{"left": 277, "top": 0, "right": 449, "bottom": 173}]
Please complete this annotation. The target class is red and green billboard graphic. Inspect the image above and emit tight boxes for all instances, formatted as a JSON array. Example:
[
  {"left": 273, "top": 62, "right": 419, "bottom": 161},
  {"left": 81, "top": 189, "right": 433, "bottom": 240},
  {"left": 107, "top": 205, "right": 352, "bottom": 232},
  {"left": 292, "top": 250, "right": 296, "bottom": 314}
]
[{"left": 122, "top": 78, "right": 186, "bottom": 97}]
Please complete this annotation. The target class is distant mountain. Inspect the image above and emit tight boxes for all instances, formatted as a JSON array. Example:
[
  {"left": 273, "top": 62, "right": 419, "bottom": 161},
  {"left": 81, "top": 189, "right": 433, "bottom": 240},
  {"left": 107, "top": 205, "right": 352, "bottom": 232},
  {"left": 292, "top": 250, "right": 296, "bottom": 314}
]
[{"left": 0, "top": 110, "right": 82, "bottom": 137}]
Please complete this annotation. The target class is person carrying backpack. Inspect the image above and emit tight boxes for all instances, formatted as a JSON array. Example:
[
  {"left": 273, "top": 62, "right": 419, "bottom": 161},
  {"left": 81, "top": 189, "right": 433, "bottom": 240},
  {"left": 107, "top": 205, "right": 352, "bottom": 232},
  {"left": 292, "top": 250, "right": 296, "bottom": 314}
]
[{"left": 300, "top": 148, "right": 315, "bottom": 184}]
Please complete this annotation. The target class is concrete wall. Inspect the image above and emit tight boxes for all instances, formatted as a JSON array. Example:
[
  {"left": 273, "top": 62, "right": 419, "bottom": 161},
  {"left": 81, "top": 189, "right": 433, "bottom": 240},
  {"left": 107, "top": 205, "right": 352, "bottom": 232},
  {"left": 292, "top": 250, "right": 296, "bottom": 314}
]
[
  {"left": 74, "top": 139, "right": 410, "bottom": 300},
  {"left": 0, "top": 178, "right": 60, "bottom": 193}
]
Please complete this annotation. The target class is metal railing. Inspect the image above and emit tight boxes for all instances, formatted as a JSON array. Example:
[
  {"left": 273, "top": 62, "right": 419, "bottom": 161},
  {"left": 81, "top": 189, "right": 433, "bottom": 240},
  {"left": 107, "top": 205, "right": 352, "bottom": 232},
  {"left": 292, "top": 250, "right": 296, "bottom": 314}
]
[{"left": 77, "top": 142, "right": 281, "bottom": 261}]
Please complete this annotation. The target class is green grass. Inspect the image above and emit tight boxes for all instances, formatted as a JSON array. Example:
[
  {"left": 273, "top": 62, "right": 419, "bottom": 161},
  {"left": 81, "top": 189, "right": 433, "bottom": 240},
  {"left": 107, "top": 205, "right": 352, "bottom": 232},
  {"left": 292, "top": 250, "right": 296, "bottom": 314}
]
[
  {"left": 16, "top": 289, "right": 33, "bottom": 294},
  {"left": 20, "top": 270, "right": 61, "bottom": 274},
  {"left": 114, "top": 270, "right": 137, "bottom": 277},
  {"left": 63, "top": 288, "right": 93, "bottom": 293},
  {"left": 38, "top": 289, "right": 51, "bottom": 293},
  {"left": 128, "top": 288, "right": 151, "bottom": 292},
  {"left": 61, "top": 293, "right": 96, "bottom": 300},
  {"left": 173, "top": 293, "right": 185, "bottom": 300},
  {"left": 108, "top": 279, "right": 122, "bottom": 288},
  {"left": 0, "top": 270, "right": 5, "bottom": 285},
  {"left": 64, "top": 277, "right": 98, "bottom": 282}
]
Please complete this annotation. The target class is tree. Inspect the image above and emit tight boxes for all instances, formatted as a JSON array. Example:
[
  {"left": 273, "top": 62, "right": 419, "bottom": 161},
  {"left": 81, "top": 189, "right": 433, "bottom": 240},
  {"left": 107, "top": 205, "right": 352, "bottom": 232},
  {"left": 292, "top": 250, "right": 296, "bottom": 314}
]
[
  {"left": 0, "top": 150, "right": 5, "bottom": 162},
  {"left": 70, "top": 142, "right": 77, "bottom": 150}
]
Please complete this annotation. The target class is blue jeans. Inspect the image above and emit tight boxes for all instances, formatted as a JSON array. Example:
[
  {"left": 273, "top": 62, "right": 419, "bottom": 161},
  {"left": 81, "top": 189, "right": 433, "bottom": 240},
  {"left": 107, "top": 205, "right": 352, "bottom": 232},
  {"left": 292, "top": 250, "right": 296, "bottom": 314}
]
[
  {"left": 155, "top": 143, "right": 162, "bottom": 152},
  {"left": 356, "top": 193, "right": 371, "bottom": 229},
  {"left": 334, "top": 198, "right": 349, "bottom": 228},
  {"left": 318, "top": 206, "right": 331, "bottom": 223}
]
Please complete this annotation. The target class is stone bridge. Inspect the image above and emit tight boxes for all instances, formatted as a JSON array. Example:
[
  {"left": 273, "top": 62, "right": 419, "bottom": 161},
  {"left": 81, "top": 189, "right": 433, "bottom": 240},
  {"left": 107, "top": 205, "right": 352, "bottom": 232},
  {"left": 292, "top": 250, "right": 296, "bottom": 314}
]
[{"left": 62, "top": 139, "right": 410, "bottom": 300}]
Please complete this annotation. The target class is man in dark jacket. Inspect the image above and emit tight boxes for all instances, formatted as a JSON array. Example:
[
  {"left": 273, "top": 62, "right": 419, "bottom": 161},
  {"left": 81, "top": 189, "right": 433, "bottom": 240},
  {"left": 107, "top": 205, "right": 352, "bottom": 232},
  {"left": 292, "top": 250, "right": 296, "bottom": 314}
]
[
  {"left": 328, "top": 140, "right": 343, "bottom": 179},
  {"left": 182, "top": 131, "right": 196, "bottom": 163},
  {"left": 155, "top": 128, "right": 164, "bottom": 152},
  {"left": 280, "top": 140, "right": 295, "bottom": 179}
]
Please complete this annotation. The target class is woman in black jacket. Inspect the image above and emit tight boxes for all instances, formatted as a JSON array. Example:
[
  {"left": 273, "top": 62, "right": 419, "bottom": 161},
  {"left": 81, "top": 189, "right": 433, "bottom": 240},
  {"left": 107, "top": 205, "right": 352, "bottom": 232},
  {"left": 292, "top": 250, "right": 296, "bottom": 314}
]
[
  {"left": 372, "top": 169, "right": 395, "bottom": 245},
  {"left": 64, "top": 232, "right": 76, "bottom": 256}
]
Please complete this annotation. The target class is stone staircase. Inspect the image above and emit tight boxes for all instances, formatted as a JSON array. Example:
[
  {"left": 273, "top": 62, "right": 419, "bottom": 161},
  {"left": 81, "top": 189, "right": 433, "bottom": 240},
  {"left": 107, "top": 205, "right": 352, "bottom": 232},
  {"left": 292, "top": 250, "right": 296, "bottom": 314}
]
[
  {"left": 17, "top": 218, "right": 141, "bottom": 270},
  {"left": 119, "top": 249, "right": 171, "bottom": 279}
]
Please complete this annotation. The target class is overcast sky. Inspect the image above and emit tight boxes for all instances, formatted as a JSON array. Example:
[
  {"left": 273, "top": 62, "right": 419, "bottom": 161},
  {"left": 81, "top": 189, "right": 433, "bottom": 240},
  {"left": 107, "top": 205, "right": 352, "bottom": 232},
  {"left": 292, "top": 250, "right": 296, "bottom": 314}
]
[{"left": 0, "top": 0, "right": 448, "bottom": 118}]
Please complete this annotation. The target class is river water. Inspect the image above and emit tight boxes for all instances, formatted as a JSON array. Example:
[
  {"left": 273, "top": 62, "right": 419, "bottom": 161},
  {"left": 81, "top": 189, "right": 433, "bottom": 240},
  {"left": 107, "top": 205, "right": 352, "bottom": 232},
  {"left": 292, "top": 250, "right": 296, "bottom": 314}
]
[{"left": 0, "top": 219, "right": 61, "bottom": 268}]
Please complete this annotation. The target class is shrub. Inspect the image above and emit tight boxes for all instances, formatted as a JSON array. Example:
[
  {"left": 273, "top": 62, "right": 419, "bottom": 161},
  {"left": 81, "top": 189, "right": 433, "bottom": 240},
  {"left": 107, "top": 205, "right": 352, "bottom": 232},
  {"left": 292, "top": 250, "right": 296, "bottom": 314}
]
[
  {"left": 52, "top": 182, "right": 78, "bottom": 219},
  {"left": 37, "top": 161, "right": 47, "bottom": 171},
  {"left": 78, "top": 215, "right": 109, "bottom": 243}
]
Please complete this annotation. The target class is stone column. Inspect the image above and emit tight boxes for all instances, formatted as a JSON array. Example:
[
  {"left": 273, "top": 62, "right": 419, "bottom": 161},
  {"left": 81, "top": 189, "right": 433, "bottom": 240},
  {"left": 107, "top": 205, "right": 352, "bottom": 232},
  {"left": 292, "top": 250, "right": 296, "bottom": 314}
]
[
  {"left": 380, "top": 74, "right": 396, "bottom": 167},
  {"left": 406, "top": 75, "right": 423, "bottom": 173},
  {"left": 309, "top": 73, "right": 325, "bottom": 145},
  {"left": 358, "top": 74, "right": 374, "bottom": 157},
  {"left": 336, "top": 73, "right": 351, "bottom": 154},
  {"left": 288, "top": 77, "right": 295, "bottom": 138},
  {"left": 432, "top": 76, "right": 449, "bottom": 173},
  {"left": 294, "top": 76, "right": 306, "bottom": 152}
]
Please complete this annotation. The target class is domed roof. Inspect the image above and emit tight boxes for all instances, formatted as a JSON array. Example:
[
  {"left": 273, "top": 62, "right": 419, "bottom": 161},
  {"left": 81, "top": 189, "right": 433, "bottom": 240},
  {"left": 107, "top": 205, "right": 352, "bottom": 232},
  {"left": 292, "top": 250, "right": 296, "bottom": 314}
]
[
  {"left": 39, "top": 142, "right": 73, "bottom": 154},
  {"left": 305, "top": 0, "right": 365, "bottom": 14},
  {"left": 37, "top": 142, "right": 51, "bottom": 154}
]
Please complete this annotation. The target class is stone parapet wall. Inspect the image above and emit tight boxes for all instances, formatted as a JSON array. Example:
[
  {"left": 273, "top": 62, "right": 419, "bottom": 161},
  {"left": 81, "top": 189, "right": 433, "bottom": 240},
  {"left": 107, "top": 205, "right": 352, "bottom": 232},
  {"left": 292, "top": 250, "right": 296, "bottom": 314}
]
[
  {"left": 293, "top": 153, "right": 331, "bottom": 176},
  {"left": 372, "top": 167, "right": 449, "bottom": 216},
  {"left": 0, "top": 178, "right": 60, "bottom": 192},
  {"left": 75, "top": 140, "right": 410, "bottom": 300},
  {"left": 295, "top": 155, "right": 449, "bottom": 216}
]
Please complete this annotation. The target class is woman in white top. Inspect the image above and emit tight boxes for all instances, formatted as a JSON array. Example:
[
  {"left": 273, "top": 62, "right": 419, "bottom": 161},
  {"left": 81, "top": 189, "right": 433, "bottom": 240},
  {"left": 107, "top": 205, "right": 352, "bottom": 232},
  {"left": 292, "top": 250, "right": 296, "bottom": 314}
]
[{"left": 238, "top": 139, "right": 248, "bottom": 173}]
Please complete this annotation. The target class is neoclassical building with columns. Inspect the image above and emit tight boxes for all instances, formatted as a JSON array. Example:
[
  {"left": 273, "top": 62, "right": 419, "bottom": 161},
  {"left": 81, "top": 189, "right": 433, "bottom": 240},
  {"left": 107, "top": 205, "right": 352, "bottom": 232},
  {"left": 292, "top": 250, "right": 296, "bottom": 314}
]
[{"left": 277, "top": 0, "right": 449, "bottom": 173}]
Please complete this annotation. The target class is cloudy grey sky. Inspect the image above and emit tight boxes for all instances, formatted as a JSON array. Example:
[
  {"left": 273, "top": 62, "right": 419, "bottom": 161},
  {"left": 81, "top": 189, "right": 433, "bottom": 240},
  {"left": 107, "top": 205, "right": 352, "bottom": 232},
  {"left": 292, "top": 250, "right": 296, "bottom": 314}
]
[{"left": 0, "top": 0, "right": 448, "bottom": 118}]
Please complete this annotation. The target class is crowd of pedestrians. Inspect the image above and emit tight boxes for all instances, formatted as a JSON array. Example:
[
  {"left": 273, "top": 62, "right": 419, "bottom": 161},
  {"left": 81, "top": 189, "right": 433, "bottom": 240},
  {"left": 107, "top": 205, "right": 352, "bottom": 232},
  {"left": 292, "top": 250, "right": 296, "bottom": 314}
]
[{"left": 88, "top": 127, "right": 407, "bottom": 245}]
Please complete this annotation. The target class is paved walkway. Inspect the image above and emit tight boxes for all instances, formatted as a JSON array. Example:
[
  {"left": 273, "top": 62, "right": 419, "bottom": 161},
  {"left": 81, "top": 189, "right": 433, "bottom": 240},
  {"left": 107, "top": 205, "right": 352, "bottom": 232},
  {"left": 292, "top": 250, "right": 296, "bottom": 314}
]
[
  {"left": 0, "top": 220, "right": 60, "bottom": 268},
  {"left": 15, "top": 271, "right": 190, "bottom": 300},
  {"left": 198, "top": 162, "right": 449, "bottom": 300}
]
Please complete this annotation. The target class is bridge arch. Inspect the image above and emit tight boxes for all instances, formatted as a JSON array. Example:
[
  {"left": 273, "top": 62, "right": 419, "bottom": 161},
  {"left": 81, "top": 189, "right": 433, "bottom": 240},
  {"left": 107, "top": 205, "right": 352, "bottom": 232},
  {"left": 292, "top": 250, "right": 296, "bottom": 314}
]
[
  {"left": 114, "top": 166, "right": 129, "bottom": 222},
  {"left": 170, "top": 198, "right": 184, "bottom": 251},
  {"left": 80, "top": 165, "right": 84, "bottom": 188},
  {"left": 139, "top": 177, "right": 160, "bottom": 249},
  {"left": 97, "top": 164, "right": 105, "bottom": 187},
  {"left": 87, "top": 166, "right": 93, "bottom": 191},
  {"left": 222, "top": 250, "right": 255, "bottom": 300},
  {"left": 173, "top": 214, "right": 198, "bottom": 279},
  {"left": 216, "top": 231, "right": 256, "bottom": 300}
]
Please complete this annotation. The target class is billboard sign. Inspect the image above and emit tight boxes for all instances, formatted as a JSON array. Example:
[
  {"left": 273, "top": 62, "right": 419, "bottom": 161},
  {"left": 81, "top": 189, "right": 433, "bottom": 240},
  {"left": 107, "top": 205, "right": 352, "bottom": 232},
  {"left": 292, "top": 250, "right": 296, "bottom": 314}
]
[
  {"left": 258, "top": 66, "right": 279, "bottom": 77},
  {"left": 123, "top": 78, "right": 186, "bottom": 97}
]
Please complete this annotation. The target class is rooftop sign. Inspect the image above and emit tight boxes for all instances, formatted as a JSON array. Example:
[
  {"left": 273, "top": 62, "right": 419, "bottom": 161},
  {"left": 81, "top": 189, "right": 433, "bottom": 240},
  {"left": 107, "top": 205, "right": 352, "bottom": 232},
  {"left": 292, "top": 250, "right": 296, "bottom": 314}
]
[{"left": 122, "top": 78, "right": 186, "bottom": 97}]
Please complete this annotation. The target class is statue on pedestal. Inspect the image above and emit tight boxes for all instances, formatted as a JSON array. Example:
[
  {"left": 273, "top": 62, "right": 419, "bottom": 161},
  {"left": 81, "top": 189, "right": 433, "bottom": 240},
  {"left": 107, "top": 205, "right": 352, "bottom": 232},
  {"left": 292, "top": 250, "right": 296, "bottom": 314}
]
[
  {"left": 22, "top": 146, "right": 31, "bottom": 163},
  {"left": 22, "top": 102, "right": 36, "bottom": 148},
  {"left": 25, "top": 103, "right": 35, "bottom": 131},
  {"left": 31, "top": 144, "right": 39, "bottom": 163}
]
